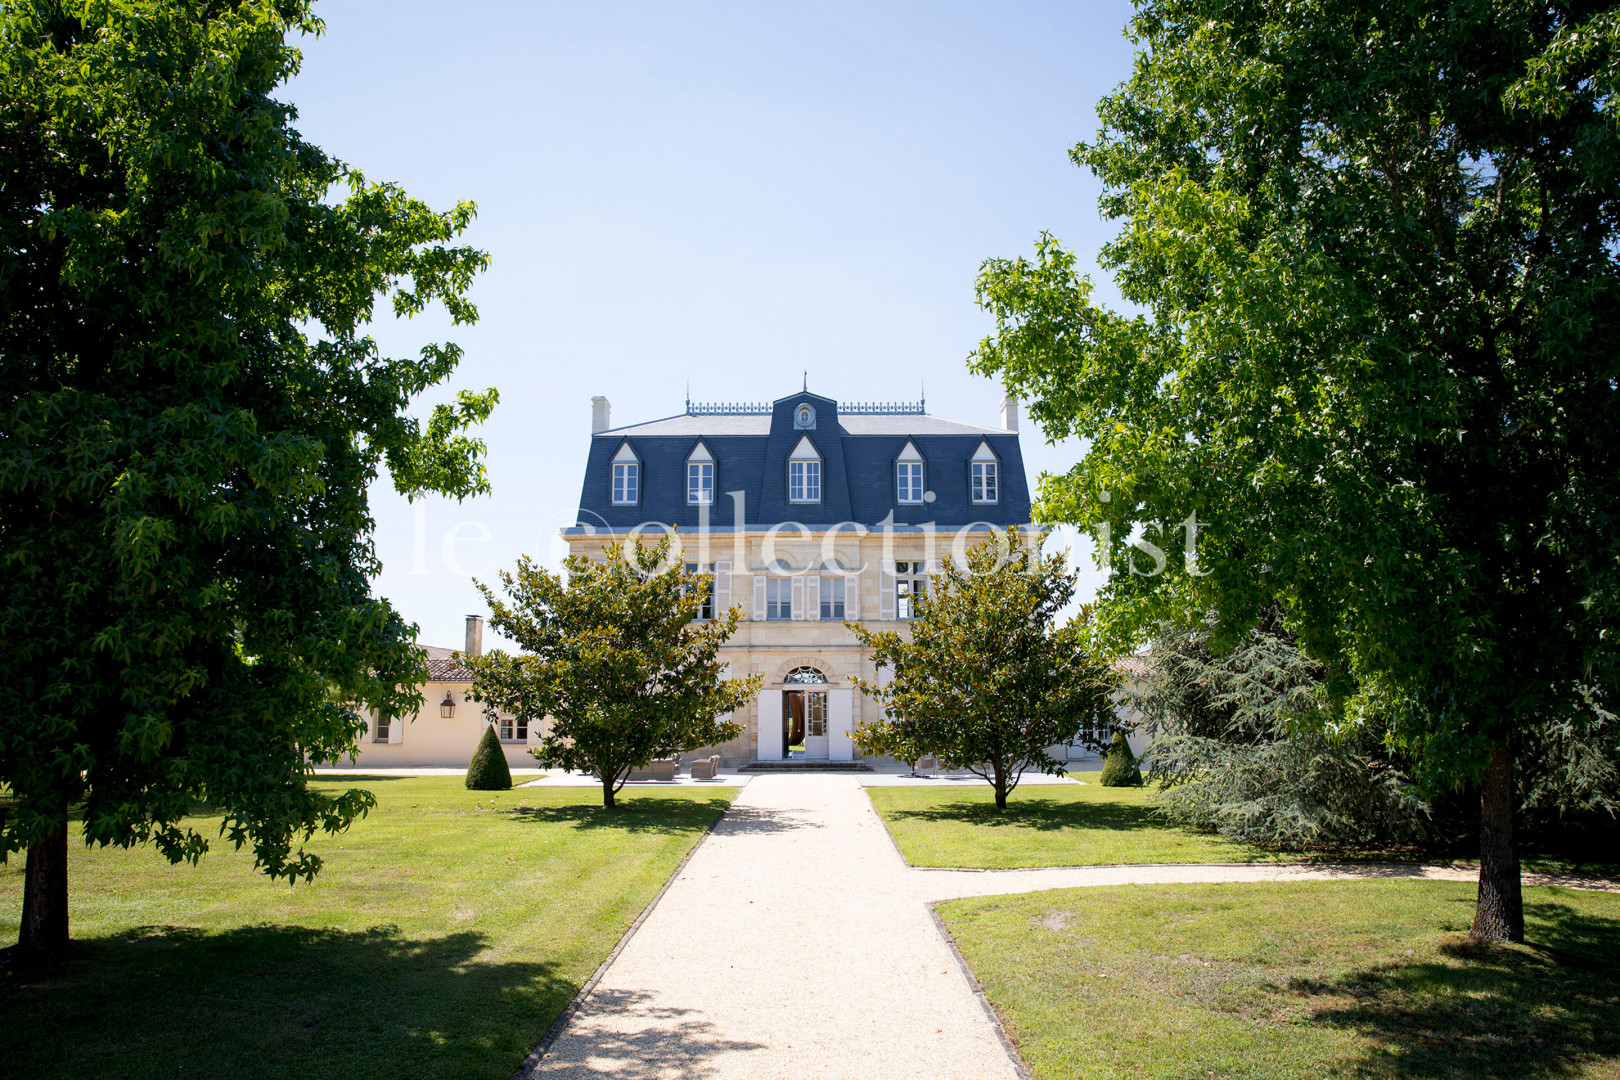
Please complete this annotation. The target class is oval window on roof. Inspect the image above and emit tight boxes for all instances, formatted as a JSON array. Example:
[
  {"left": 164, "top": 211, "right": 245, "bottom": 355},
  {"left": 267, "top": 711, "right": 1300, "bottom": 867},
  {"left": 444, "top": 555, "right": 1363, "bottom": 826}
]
[{"left": 794, "top": 404, "right": 816, "bottom": 429}]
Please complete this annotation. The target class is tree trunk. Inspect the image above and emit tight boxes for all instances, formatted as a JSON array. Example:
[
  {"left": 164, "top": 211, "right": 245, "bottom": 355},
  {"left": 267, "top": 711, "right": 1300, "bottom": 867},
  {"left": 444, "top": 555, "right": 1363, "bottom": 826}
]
[
  {"left": 602, "top": 774, "right": 617, "bottom": 809},
  {"left": 992, "top": 759, "right": 1008, "bottom": 810},
  {"left": 1471, "top": 744, "right": 1523, "bottom": 944},
  {"left": 18, "top": 821, "right": 69, "bottom": 955}
]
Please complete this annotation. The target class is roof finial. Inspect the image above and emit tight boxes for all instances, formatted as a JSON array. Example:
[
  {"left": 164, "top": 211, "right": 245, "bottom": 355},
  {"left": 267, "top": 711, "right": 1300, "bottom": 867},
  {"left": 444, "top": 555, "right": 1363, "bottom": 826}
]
[
  {"left": 685, "top": 381, "right": 691, "bottom": 414},
  {"left": 803, "top": 371, "right": 808, "bottom": 392},
  {"left": 920, "top": 379, "right": 926, "bottom": 413}
]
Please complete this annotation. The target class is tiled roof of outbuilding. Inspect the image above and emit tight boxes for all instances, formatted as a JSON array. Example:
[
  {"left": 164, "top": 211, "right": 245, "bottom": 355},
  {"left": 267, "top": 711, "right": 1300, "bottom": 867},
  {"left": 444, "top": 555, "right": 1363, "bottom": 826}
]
[{"left": 423, "top": 645, "right": 473, "bottom": 683}]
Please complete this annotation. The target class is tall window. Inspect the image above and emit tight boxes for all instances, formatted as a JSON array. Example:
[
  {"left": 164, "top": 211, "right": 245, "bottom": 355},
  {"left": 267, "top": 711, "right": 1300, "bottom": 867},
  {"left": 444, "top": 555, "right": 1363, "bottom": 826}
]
[
  {"left": 766, "top": 576, "right": 793, "bottom": 620},
  {"left": 687, "top": 461, "right": 714, "bottom": 504},
  {"left": 789, "top": 459, "right": 821, "bottom": 503},
  {"left": 972, "top": 461, "right": 999, "bottom": 504},
  {"left": 373, "top": 714, "right": 390, "bottom": 743},
  {"left": 612, "top": 462, "right": 638, "bottom": 505},
  {"left": 820, "top": 575, "right": 846, "bottom": 620},
  {"left": 499, "top": 716, "right": 529, "bottom": 742},
  {"left": 895, "top": 561, "right": 927, "bottom": 619},
  {"left": 896, "top": 461, "right": 924, "bottom": 503},
  {"left": 686, "top": 563, "right": 714, "bottom": 620}
]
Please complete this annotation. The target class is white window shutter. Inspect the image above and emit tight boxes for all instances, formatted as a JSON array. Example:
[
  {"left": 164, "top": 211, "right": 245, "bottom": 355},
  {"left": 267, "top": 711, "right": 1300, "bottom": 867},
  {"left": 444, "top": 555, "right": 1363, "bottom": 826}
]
[
  {"left": 845, "top": 573, "right": 860, "bottom": 622},
  {"left": 389, "top": 711, "right": 405, "bottom": 744},
  {"left": 715, "top": 559, "right": 732, "bottom": 613},
  {"left": 753, "top": 574, "right": 767, "bottom": 621},
  {"left": 805, "top": 575, "right": 821, "bottom": 620},
  {"left": 879, "top": 560, "right": 896, "bottom": 621},
  {"left": 791, "top": 575, "right": 806, "bottom": 620}
]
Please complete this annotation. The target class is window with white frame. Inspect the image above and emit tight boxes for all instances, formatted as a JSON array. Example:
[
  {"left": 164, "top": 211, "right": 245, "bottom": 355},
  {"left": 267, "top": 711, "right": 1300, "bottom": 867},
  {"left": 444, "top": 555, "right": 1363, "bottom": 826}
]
[
  {"left": 373, "top": 713, "right": 390, "bottom": 743},
  {"left": 788, "top": 435, "right": 821, "bottom": 503},
  {"left": 896, "top": 442, "right": 924, "bottom": 504},
  {"left": 895, "top": 561, "right": 927, "bottom": 619},
  {"left": 685, "top": 562, "right": 714, "bottom": 620},
  {"left": 971, "top": 442, "right": 999, "bottom": 504},
  {"left": 687, "top": 462, "right": 714, "bottom": 504},
  {"left": 498, "top": 716, "right": 529, "bottom": 742},
  {"left": 820, "top": 574, "right": 846, "bottom": 620},
  {"left": 687, "top": 442, "right": 714, "bottom": 504},
  {"left": 766, "top": 576, "right": 793, "bottom": 620},
  {"left": 611, "top": 443, "right": 640, "bottom": 505}
]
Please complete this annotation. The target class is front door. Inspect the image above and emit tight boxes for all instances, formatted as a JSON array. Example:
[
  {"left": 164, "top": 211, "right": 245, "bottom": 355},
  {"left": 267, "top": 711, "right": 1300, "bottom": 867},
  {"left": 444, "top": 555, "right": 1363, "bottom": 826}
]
[{"left": 783, "top": 689, "right": 830, "bottom": 759}]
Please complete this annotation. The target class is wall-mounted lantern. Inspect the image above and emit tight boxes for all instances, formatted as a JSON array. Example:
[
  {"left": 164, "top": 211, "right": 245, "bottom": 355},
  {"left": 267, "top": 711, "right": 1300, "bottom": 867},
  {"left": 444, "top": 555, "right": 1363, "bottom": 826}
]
[{"left": 440, "top": 692, "right": 456, "bottom": 719}]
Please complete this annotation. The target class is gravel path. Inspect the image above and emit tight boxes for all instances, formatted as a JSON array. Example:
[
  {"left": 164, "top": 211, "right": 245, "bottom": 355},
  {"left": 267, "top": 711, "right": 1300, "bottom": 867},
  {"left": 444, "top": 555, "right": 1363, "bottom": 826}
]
[{"left": 525, "top": 773, "right": 1616, "bottom": 1079}]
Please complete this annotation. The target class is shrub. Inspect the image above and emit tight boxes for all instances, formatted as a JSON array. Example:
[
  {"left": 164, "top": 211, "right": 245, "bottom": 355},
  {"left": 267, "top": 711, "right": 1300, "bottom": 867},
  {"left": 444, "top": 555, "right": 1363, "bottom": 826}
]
[
  {"left": 465, "top": 725, "right": 513, "bottom": 790},
  {"left": 1100, "top": 730, "right": 1143, "bottom": 787}
]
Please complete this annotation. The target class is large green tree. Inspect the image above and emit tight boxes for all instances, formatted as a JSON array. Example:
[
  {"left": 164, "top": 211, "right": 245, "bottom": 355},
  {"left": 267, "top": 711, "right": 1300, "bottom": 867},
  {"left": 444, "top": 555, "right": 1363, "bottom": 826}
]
[
  {"left": 850, "top": 530, "right": 1118, "bottom": 809},
  {"left": 1, "top": 1, "right": 495, "bottom": 954},
  {"left": 465, "top": 538, "right": 761, "bottom": 808},
  {"left": 972, "top": 0, "right": 1620, "bottom": 941}
]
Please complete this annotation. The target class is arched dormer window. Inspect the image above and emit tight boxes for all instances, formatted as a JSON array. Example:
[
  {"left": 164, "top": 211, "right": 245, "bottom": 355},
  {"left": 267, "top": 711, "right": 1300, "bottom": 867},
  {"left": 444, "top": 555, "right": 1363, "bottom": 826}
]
[
  {"left": 611, "top": 442, "right": 640, "bottom": 506},
  {"left": 896, "top": 441, "right": 925, "bottom": 505},
  {"left": 687, "top": 441, "right": 715, "bottom": 505},
  {"left": 971, "top": 440, "right": 999, "bottom": 504},
  {"left": 788, "top": 435, "right": 821, "bottom": 504}
]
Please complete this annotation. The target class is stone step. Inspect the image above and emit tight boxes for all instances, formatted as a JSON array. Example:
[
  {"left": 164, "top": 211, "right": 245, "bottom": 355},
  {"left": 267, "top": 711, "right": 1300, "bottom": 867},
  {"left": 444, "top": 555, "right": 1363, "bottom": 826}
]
[{"left": 739, "top": 760, "right": 875, "bottom": 772}]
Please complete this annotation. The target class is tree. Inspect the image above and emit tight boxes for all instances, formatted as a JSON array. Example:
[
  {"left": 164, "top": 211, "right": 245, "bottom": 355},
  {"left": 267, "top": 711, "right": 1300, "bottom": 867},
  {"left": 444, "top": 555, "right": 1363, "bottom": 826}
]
[
  {"left": 465, "top": 725, "right": 513, "bottom": 791},
  {"left": 850, "top": 529, "right": 1118, "bottom": 809},
  {"left": 0, "top": 2, "right": 495, "bottom": 955},
  {"left": 465, "top": 537, "right": 761, "bottom": 808},
  {"left": 972, "top": 1, "right": 1620, "bottom": 941},
  {"left": 1099, "top": 731, "right": 1143, "bottom": 788},
  {"left": 1137, "top": 618, "right": 1430, "bottom": 848}
]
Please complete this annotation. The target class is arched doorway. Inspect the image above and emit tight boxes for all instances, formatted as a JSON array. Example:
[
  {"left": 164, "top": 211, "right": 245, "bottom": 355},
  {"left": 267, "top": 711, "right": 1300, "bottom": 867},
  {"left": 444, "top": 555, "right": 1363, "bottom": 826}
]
[{"left": 783, "top": 666, "right": 828, "bottom": 759}]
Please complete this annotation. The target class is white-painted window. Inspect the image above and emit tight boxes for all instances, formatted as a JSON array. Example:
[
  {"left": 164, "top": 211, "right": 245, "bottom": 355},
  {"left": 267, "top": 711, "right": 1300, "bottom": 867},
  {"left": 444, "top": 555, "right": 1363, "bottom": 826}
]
[
  {"left": 498, "top": 716, "right": 528, "bottom": 742},
  {"left": 897, "top": 462, "right": 923, "bottom": 503},
  {"left": 766, "top": 576, "right": 793, "bottom": 620},
  {"left": 373, "top": 714, "right": 390, "bottom": 743},
  {"left": 686, "top": 562, "right": 714, "bottom": 620},
  {"left": 820, "top": 575, "right": 846, "bottom": 620},
  {"left": 789, "top": 435, "right": 821, "bottom": 503},
  {"left": 688, "top": 462, "right": 714, "bottom": 504},
  {"left": 972, "top": 461, "right": 998, "bottom": 503},
  {"left": 895, "top": 561, "right": 927, "bottom": 619}
]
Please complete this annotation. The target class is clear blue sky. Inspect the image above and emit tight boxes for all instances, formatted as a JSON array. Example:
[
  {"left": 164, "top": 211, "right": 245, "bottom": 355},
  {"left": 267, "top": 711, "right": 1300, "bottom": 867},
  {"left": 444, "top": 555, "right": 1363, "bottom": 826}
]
[{"left": 282, "top": 0, "right": 1140, "bottom": 648}]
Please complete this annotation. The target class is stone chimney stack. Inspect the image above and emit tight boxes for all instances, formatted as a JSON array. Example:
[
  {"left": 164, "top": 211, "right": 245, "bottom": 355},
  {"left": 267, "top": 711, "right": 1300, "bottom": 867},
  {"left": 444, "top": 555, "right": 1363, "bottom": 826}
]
[
  {"left": 1000, "top": 395, "right": 1020, "bottom": 433},
  {"left": 591, "top": 395, "right": 611, "bottom": 434},
  {"left": 464, "top": 615, "right": 483, "bottom": 658}
]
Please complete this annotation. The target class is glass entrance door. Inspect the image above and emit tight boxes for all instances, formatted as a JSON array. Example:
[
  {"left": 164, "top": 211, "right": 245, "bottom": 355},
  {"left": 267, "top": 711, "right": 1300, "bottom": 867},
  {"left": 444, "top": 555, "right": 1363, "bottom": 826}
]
[{"left": 781, "top": 666, "right": 831, "bottom": 760}]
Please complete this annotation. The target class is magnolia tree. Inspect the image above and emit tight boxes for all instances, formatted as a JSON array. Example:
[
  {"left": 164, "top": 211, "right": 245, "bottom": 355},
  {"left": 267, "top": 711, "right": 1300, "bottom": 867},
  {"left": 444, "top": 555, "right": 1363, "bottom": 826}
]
[
  {"left": 0, "top": 2, "right": 494, "bottom": 955},
  {"left": 972, "top": 0, "right": 1620, "bottom": 941},
  {"left": 850, "top": 529, "right": 1118, "bottom": 808},
  {"left": 465, "top": 537, "right": 761, "bottom": 808}
]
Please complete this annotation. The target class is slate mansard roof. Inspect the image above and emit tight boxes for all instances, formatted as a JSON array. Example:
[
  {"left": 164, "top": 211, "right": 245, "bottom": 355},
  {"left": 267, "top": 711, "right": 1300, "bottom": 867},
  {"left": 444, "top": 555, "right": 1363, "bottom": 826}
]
[{"left": 573, "top": 391, "right": 1031, "bottom": 530}]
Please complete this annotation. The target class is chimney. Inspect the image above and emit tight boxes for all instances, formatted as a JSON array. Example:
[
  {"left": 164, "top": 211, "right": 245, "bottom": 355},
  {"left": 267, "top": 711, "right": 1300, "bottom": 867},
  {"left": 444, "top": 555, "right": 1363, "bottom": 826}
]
[
  {"left": 591, "top": 395, "right": 611, "bottom": 434},
  {"left": 1000, "top": 395, "right": 1020, "bottom": 432},
  {"left": 464, "top": 615, "right": 483, "bottom": 658}
]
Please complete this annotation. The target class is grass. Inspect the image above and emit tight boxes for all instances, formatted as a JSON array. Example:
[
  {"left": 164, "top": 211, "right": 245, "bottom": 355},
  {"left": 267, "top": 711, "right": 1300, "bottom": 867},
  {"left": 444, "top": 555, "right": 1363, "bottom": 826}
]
[
  {"left": 938, "top": 880, "right": 1620, "bottom": 1079},
  {"left": 0, "top": 776, "right": 735, "bottom": 1080},
  {"left": 867, "top": 780, "right": 1283, "bottom": 868}
]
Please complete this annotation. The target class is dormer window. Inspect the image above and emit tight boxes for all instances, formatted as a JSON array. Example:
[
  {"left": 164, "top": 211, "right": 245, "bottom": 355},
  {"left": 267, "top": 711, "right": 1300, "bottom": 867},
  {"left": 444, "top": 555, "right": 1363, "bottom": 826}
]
[
  {"left": 611, "top": 442, "right": 640, "bottom": 505},
  {"left": 971, "top": 441, "right": 999, "bottom": 504},
  {"left": 896, "top": 441, "right": 925, "bottom": 504},
  {"left": 789, "top": 435, "right": 821, "bottom": 504},
  {"left": 687, "top": 441, "right": 715, "bottom": 505}
]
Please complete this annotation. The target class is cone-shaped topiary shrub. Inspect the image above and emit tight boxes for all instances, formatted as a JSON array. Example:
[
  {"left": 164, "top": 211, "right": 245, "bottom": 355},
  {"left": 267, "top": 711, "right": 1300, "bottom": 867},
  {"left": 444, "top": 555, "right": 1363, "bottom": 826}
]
[
  {"left": 465, "top": 724, "right": 513, "bottom": 790},
  {"left": 1099, "top": 730, "right": 1143, "bottom": 787}
]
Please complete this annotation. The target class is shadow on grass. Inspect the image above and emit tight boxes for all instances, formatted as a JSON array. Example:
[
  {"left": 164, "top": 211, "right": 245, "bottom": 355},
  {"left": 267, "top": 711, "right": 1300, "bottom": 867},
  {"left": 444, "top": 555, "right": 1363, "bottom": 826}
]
[
  {"left": 0, "top": 923, "right": 572, "bottom": 1080},
  {"left": 506, "top": 796, "right": 732, "bottom": 835},
  {"left": 886, "top": 794, "right": 1160, "bottom": 834},
  {"left": 1290, "top": 896, "right": 1620, "bottom": 1079}
]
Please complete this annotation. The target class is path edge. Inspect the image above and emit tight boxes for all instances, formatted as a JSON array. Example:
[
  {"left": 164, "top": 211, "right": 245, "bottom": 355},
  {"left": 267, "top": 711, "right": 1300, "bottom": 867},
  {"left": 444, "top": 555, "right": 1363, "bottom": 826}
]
[
  {"left": 508, "top": 788, "right": 739, "bottom": 1079},
  {"left": 927, "top": 901, "right": 1036, "bottom": 1080}
]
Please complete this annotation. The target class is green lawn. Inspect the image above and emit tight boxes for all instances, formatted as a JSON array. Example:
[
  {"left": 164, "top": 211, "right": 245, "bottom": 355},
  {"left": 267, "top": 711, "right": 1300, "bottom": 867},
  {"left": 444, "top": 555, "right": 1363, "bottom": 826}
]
[
  {"left": 867, "top": 781, "right": 1281, "bottom": 868},
  {"left": 940, "top": 880, "right": 1620, "bottom": 1080},
  {"left": 0, "top": 777, "right": 735, "bottom": 1080}
]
